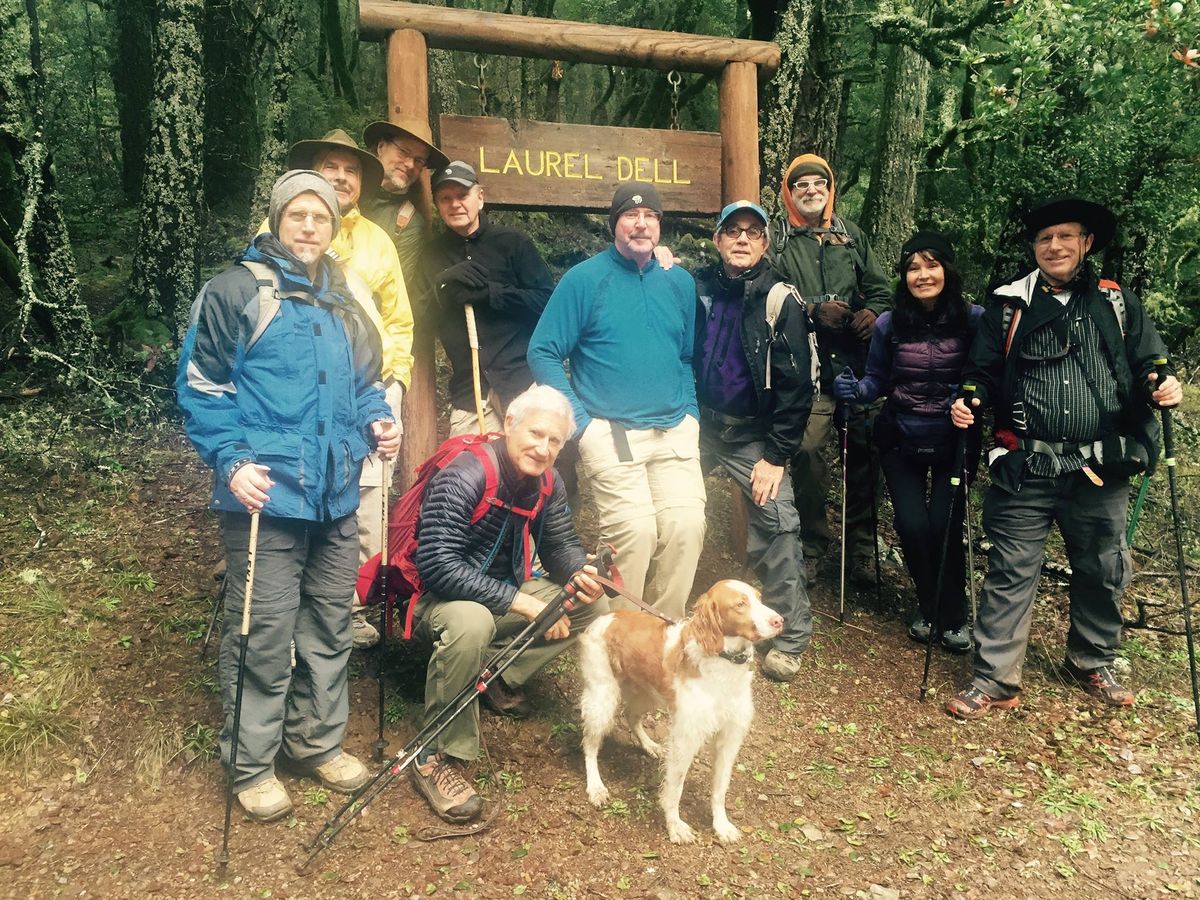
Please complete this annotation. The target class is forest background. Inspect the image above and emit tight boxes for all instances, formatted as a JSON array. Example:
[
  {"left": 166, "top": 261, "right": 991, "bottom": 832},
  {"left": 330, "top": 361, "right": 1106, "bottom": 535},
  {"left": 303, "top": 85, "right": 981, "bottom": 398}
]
[{"left": 1, "top": 0, "right": 1199, "bottom": 402}]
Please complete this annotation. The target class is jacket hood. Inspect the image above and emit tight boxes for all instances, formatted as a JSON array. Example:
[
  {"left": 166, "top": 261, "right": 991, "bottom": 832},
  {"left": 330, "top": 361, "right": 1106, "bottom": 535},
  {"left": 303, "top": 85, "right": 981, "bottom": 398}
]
[{"left": 781, "top": 154, "right": 836, "bottom": 229}]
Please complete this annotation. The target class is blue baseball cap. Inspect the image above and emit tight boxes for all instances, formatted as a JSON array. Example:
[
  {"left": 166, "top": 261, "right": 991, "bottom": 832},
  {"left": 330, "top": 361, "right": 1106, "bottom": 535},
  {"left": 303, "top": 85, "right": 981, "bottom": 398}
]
[{"left": 715, "top": 200, "right": 769, "bottom": 232}]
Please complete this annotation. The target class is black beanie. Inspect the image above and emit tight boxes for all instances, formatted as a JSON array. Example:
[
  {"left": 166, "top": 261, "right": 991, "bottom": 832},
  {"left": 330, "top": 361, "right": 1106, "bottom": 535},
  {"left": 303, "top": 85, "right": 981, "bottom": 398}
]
[
  {"left": 609, "top": 182, "right": 663, "bottom": 234},
  {"left": 898, "top": 230, "right": 955, "bottom": 271}
]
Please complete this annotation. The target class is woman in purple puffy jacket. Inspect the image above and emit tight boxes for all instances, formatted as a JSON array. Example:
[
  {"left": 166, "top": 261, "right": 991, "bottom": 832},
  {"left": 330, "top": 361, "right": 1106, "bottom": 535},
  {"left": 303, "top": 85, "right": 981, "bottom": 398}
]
[{"left": 834, "top": 231, "right": 983, "bottom": 652}]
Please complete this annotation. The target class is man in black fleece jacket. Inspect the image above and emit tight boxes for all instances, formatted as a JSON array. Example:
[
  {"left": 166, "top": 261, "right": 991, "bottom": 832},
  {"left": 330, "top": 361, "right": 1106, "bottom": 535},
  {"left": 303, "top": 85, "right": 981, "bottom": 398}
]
[{"left": 408, "top": 385, "right": 607, "bottom": 823}]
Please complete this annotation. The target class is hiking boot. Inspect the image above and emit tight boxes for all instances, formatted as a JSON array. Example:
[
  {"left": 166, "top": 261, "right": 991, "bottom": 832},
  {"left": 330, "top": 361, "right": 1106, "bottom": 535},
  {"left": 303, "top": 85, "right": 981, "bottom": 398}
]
[
  {"left": 849, "top": 559, "right": 877, "bottom": 587},
  {"left": 940, "top": 625, "right": 972, "bottom": 654},
  {"left": 945, "top": 685, "right": 1020, "bottom": 720},
  {"left": 1062, "top": 661, "right": 1135, "bottom": 707},
  {"left": 907, "top": 615, "right": 932, "bottom": 645},
  {"left": 311, "top": 752, "right": 370, "bottom": 793},
  {"left": 411, "top": 753, "right": 484, "bottom": 823},
  {"left": 759, "top": 648, "right": 803, "bottom": 683},
  {"left": 352, "top": 608, "right": 380, "bottom": 649},
  {"left": 237, "top": 776, "right": 293, "bottom": 823},
  {"left": 803, "top": 557, "right": 820, "bottom": 584},
  {"left": 480, "top": 676, "right": 530, "bottom": 718}
]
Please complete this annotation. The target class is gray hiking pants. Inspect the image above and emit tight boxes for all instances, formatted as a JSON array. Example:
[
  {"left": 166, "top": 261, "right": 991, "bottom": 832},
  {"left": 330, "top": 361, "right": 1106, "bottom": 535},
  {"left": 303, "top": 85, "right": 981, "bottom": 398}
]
[
  {"left": 219, "top": 512, "right": 357, "bottom": 791},
  {"left": 701, "top": 428, "right": 812, "bottom": 654},
  {"left": 972, "top": 472, "right": 1132, "bottom": 700},
  {"left": 414, "top": 577, "right": 609, "bottom": 762}
]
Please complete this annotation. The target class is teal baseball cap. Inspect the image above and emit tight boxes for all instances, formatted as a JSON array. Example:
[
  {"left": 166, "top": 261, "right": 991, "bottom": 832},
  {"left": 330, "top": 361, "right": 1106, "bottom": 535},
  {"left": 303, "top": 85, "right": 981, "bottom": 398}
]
[{"left": 715, "top": 200, "right": 769, "bottom": 231}]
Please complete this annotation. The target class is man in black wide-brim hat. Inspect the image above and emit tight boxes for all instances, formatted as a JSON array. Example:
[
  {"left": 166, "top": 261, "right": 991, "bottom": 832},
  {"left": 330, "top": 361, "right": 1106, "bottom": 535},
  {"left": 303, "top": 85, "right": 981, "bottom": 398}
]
[{"left": 945, "top": 195, "right": 1183, "bottom": 719}]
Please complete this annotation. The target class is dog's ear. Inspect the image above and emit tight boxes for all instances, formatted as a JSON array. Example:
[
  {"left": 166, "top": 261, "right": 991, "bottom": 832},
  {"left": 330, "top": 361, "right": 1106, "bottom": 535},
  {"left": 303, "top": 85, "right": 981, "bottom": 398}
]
[{"left": 688, "top": 587, "right": 726, "bottom": 655}]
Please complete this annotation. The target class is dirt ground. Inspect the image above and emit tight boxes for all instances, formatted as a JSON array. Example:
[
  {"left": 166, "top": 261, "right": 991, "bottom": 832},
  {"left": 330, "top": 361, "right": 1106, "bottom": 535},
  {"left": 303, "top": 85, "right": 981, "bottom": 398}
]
[{"left": 1, "top": 415, "right": 1199, "bottom": 900}]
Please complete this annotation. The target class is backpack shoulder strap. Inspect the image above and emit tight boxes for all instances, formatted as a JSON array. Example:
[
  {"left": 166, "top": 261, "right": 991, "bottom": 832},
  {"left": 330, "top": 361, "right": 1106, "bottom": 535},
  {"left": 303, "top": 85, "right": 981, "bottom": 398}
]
[
  {"left": 1097, "top": 278, "right": 1127, "bottom": 337},
  {"left": 238, "top": 260, "right": 281, "bottom": 351},
  {"left": 764, "top": 281, "right": 796, "bottom": 334},
  {"left": 1001, "top": 304, "right": 1022, "bottom": 357}
]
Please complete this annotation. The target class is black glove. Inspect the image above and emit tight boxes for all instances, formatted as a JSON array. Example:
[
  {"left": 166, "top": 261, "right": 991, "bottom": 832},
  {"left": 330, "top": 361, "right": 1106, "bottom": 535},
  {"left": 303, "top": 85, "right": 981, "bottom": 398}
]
[{"left": 437, "top": 259, "right": 489, "bottom": 296}]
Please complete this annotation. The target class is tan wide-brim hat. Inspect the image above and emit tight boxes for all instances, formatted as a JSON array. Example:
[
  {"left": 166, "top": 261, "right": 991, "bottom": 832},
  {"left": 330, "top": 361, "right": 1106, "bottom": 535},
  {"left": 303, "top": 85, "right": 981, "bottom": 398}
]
[
  {"left": 362, "top": 117, "right": 450, "bottom": 171},
  {"left": 286, "top": 128, "right": 385, "bottom": 202}
]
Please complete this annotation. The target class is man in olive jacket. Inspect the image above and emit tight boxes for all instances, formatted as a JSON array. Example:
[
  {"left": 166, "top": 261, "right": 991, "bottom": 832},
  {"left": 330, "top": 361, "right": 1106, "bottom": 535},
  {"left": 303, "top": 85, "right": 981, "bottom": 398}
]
[{"left": 770, "top": 154, "right": 892, "bottom": 584}]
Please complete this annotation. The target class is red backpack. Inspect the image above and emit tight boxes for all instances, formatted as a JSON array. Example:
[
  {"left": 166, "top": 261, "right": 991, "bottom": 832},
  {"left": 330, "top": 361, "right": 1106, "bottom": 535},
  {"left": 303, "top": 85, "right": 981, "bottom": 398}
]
[{"left": 355, "top": 432, "right": 555, "bottom": 639}]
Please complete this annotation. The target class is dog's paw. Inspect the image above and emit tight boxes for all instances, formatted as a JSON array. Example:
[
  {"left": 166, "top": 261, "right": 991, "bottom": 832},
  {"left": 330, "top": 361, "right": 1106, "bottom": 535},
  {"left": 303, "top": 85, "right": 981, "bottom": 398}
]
[
  {"left": 639, "top": 738, "right": 665, "bottom": 759},
  {"left": 666, "top": 819, "right": 696, "bottom": 844},
  {"left": 714, "top": 818, "right": 741, "bottom": 844},
  {"left": 586, "top": 783, "right": 610, "bottom": 808}
]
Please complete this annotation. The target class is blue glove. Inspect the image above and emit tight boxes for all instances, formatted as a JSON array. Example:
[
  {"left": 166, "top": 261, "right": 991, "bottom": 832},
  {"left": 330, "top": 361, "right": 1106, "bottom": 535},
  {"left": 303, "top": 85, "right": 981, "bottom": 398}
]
[{"left": 833, "top": 366, "right": 860, "bottom": 402}]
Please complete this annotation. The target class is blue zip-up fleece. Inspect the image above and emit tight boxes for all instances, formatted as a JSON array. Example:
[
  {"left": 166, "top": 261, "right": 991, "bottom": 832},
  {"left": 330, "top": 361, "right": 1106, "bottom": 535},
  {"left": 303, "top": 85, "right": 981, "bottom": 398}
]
[
  {"left": 527, "top": 245, "right": 698, "bottom": 436},
  {"left": 177, "top": 234, "right": 393, "bottom": 521}
]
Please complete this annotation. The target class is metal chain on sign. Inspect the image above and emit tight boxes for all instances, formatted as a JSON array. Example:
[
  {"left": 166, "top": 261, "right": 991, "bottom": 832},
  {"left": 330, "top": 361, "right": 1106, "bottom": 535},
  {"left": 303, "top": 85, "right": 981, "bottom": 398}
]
[
  {"left": 475, "top": 54, "right": 489, "bottom": 116},
  {"left": 668, "top": 69, "right": 682, "bottom": 130}
]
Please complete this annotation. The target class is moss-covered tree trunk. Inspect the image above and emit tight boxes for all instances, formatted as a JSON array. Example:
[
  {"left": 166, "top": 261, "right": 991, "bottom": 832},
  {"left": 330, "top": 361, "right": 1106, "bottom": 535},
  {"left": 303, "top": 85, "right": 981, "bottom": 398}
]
[
  {"left": 1, "top": 0, "right": 95, "bottom": 372},
  {"left": 756, "top": 0, "right": 818, "bottom": 216},
  {"left": 860, "top": 34, "right": 931, "bottom": 266},
  {"left": 202, "top": 0, "right": 259, "bottom": 213},
  {"left": 111, "top": 0, "right": 154, "bottom": 203},
  {"left": 247, "top": 0, "right": 299, "bottom": 233},
  {"left": 789, "top": 0, "right": 845, "bottom": 167},
  {"left": 128, "top": 0, "right": 204, "bottom": 336}
]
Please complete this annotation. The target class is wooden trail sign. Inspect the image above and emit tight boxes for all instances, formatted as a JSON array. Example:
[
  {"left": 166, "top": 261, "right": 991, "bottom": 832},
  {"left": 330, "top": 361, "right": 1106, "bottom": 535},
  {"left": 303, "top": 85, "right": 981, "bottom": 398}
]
[{"left": 438, "top": 115, "right": 723, "bottom": 213}]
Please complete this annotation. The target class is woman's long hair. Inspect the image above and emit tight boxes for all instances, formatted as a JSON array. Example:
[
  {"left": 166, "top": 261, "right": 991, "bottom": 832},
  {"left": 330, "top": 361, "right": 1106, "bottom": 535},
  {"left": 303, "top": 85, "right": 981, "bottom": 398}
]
[{"left": 891, "top": 249, "right": 969, "bottom": 341}]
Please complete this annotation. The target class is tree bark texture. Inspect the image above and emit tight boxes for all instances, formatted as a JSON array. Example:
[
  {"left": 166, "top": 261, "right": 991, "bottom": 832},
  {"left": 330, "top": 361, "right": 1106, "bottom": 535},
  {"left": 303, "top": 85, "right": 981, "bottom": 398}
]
[
  {"left": 128, "top": 0, "right": 204, "bottom": 334},
  {"left": 1, "top": 0, "right": 95, "bottom": 369},
  {"left": 788, "top": 0, "right": 844, "bottom": 167},
  {"left": 247, "top": 0, "right": 299, "bottom": 233},
  {"left": 112, "top": 0, "right": 155, "bottom": 202},
  {"left": 860, "top": 36, "right": 930, "bottom": 267},
  {"left": 202, "top": 0, "right": 259, "bottom": 211},
  {"left": 321, "top": 0, "right": 358, "bottom": 106},
  {"left": 757, "top": 0, "right": 817, "bottom": 217}
]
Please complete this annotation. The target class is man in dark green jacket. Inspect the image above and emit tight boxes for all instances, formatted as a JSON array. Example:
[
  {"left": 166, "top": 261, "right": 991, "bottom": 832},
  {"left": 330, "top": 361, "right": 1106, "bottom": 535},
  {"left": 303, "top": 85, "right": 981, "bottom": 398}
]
[{"left": 769, "top": 154, "right": 892, "bottom": 584}]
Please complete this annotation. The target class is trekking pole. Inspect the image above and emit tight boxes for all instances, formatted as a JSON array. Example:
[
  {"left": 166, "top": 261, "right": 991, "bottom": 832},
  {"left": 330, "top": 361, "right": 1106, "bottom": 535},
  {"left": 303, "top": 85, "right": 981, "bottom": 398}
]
[
  {"left": 919, "top": 433, "right": 967, "bottom": 703},
  {"left": 200, "top": 578, "right": 224, "bottom": 662},
  {"left": 216, "top": 511, "right": 260, "bottom": 877},
  {"left": 299, "top": 548, "right": 616, "bottom": 873},
  {"left": 866, "top": 415, "right": 883, "bottom": 607},
  {"left": 836, "top": 402, "right": 849, "bottom": 624},
  {"left": 465, "top": 304, "right": 486, "bottom": 434},
  {"left": 373, "top": 459, "right": 391, "bottom": 764},
  {"left": 1154, "top": 358, "right": 1200, "bottom": 741},
  {"left": 963, "top": 453, "right": 978, "bottom": 627}
]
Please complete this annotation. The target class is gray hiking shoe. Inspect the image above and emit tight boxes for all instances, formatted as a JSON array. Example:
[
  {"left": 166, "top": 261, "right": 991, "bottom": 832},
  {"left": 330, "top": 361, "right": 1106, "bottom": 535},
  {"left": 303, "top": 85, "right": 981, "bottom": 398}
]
[
  {"left": 760, "top": 648, "right": 803, "bottom": 683},
  {"left": 411, "top": 753, "right": 484, "bottom": 823},
  {"left": 940, "top": 625, "right": 972, "bottom": 654},
  {"left": 311, "top": 751, "right": 370, "bottom": 793},
  {"left": 352, "top": 608, "right": 380, "bottom": 649},
  {"left": 237, "top": 776, "right": 293, "bottom": 823}
]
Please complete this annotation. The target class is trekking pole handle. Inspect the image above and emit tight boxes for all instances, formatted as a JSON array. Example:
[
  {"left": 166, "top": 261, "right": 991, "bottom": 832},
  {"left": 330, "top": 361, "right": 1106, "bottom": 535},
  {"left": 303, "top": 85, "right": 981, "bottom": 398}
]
[{"left": 1152, "top": 358, "right": 1176, "bottom": 462}]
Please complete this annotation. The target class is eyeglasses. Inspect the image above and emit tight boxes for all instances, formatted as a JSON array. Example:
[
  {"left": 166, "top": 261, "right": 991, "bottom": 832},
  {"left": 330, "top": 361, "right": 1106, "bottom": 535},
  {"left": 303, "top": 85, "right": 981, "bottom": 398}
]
[
  {"left": 619, "top": 209, "right": 661, "bottom": 224},
  {"left": 719, "top": 224, "right": 766, "bottom": 240},
  {"left": 383, "top": 140, "right": 428, "bottom": 169},
  {"left": 285, "top": 210, "right": 333, "bottom": 228},
  {"left": 1033, "top": 230, "right": 1088, "bottom": 248},
  {"left": 791, "top": 178, "right": 829, "bottom": 192}
]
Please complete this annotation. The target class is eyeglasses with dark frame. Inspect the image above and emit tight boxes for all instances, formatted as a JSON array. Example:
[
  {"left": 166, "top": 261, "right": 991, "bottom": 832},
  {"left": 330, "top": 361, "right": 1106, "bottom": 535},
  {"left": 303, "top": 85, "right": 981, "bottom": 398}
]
[{"left": 719, "top": 224, "right": 766, "bottom": 240}]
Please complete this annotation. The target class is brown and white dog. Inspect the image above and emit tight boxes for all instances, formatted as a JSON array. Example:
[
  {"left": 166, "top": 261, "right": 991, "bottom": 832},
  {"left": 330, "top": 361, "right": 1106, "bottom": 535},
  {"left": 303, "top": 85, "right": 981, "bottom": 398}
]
[{"left": 579, "top": 580, "right": 784, "bottom": 843}]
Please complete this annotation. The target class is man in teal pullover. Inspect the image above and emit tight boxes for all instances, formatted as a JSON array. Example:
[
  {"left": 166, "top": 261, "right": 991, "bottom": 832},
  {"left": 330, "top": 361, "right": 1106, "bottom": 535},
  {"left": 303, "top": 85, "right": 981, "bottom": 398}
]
[{"left": 528, "top": 183, "right": 706, "bottom": 619}]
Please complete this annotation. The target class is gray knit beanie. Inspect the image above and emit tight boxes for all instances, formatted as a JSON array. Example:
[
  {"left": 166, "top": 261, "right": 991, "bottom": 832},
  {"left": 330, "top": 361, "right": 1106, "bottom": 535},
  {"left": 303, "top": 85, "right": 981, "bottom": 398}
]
[
  {"left": 268, "top": 169, "right": 341, "bottom": 237},
  {"left": 609, "top": 182, "right": 664, "bottom": 234}
]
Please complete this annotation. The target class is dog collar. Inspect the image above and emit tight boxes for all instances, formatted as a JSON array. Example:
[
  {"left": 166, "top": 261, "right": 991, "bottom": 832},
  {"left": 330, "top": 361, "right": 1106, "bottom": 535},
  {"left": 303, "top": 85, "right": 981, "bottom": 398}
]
[{"left": 719, "top": 648, "right": 751, "bottom": 666}]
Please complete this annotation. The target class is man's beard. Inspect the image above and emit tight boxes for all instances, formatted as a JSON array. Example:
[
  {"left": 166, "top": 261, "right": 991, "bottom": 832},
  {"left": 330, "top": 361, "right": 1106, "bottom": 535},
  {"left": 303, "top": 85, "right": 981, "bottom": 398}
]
[{"left": 383, "top": 171, "right": 412, "bottom": 193}]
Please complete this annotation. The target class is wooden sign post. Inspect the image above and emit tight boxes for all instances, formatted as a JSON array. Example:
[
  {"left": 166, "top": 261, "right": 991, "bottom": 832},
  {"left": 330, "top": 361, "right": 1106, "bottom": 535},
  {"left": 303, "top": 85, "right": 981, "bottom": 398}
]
[{"left": 360, "top": 0, "right": 779, "bottom": 488}]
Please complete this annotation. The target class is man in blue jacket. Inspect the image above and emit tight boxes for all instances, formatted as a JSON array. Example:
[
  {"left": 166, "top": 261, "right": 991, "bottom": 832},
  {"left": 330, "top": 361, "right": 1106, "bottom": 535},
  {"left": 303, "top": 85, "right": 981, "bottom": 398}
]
[
  {"left": 528, "top": 183, "right": 706, "bottom": 620},
  {"left": 177, "top": 171, "right": 401, "bottom": 822}
]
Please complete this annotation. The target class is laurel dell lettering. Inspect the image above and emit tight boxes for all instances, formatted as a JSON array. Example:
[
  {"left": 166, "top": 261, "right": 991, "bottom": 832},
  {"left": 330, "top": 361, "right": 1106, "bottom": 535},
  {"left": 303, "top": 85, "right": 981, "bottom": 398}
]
[{"left": 478, "top": 148, "right": 691, "bottom": 185}]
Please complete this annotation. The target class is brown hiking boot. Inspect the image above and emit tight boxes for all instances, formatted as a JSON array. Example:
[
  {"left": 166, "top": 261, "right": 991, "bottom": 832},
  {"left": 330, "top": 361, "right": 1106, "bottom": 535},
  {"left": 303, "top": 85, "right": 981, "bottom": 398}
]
[
  {"left": 411, "top": 753, "right": 484, "bottom": 823},
  {"left": 1062, "top": 661, "right": 1135, "bottom": 707},
  {"left": 945, "top": 685, "right": 1020, "bottom": 720}
]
